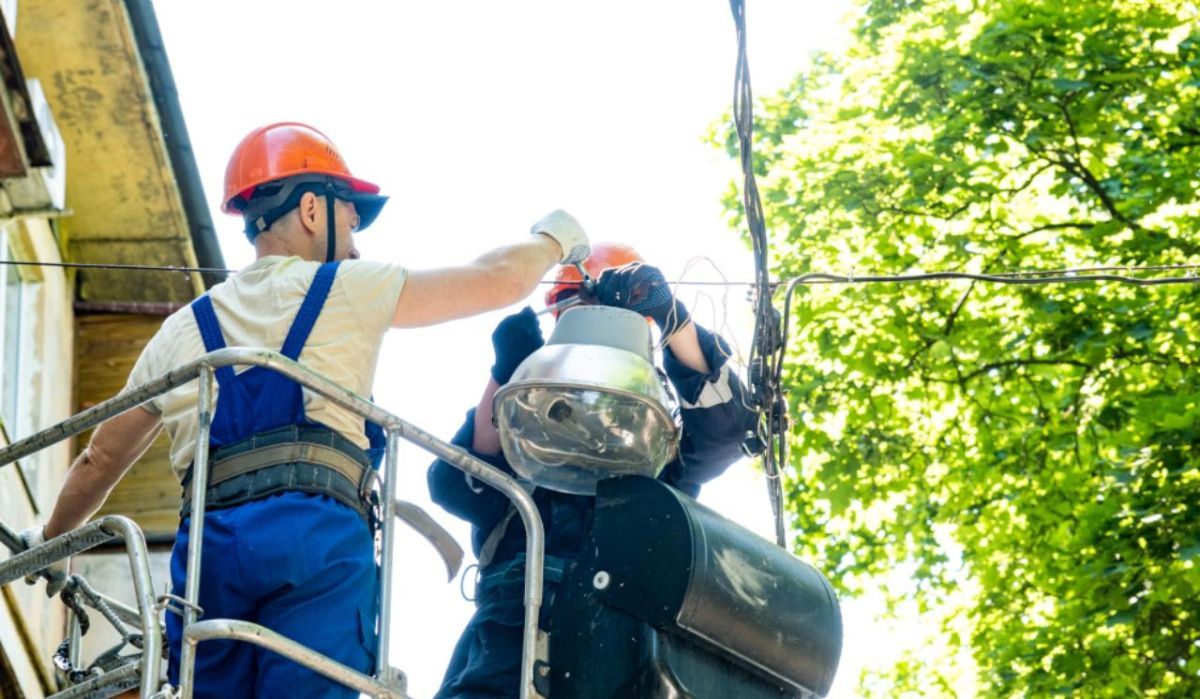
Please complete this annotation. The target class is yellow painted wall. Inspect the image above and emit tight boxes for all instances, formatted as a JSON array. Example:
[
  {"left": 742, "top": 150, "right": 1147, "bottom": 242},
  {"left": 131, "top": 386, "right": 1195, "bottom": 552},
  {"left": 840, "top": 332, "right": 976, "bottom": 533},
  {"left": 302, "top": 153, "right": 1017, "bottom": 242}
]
[
  {"left": 0, "top": 216, "right": 75, "bottom": 698},
  {"left": 79, "top": 312, "right": 180, "bottom": 537},
  {"left": 15, "top": 0, "right": 203, "bottom": 305},
  {"left": 0, "top": 0, "right": 217, "bottom": 691}
]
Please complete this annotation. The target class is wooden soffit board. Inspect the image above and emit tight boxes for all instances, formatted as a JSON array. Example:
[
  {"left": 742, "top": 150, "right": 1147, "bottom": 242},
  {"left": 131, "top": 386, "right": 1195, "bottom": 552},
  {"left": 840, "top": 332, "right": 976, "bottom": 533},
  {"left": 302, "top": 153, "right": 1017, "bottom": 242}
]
[
  {"left": 76, "top": 312, "right": 179, "bottom": 540},
  {"left": 14, "top": 0, "right": 203, "bottom": 305}
]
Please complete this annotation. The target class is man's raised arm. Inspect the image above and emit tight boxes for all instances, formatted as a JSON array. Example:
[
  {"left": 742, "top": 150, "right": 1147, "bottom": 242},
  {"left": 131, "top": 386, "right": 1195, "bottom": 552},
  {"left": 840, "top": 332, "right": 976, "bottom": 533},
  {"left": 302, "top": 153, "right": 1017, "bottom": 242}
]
[{"left": 392, "top": 210, "right": 589, "bottom": 328}]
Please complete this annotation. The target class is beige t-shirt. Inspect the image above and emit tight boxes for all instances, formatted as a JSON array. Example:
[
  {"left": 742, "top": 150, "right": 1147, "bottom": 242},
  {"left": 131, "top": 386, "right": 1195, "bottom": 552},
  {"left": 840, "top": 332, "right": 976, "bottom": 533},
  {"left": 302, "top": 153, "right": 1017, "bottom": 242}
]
[{"left": 126, "top": 255, "right": 407, "bottom": 481}]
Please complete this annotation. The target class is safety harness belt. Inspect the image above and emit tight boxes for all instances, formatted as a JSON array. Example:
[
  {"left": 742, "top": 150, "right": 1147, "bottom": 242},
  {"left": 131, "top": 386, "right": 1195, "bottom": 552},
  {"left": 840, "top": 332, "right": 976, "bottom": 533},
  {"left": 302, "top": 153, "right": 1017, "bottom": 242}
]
[{"left": 182, "top": 438, "right": 375, "bottom": 508}]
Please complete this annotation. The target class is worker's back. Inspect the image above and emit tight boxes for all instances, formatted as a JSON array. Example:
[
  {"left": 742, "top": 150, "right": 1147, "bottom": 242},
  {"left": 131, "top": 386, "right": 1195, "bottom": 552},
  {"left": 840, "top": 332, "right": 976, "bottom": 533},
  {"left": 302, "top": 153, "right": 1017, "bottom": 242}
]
[{"left": 125, "top": 255, "right": 406, "bottom": 481}]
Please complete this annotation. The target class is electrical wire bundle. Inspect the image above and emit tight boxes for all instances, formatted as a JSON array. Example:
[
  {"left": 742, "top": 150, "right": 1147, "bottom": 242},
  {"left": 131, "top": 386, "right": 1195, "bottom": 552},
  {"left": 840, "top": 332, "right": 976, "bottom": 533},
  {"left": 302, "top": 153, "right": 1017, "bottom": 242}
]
[{"left": 728, "top": 0, "right": 791, "bottom": 548}]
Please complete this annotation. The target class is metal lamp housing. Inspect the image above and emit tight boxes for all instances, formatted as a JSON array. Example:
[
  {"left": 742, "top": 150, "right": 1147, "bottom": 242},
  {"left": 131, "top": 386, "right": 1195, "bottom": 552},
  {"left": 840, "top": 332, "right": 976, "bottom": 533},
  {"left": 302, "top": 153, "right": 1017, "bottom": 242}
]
[{"left": 494, "top": 305, "right": 679, "bottom": 495}]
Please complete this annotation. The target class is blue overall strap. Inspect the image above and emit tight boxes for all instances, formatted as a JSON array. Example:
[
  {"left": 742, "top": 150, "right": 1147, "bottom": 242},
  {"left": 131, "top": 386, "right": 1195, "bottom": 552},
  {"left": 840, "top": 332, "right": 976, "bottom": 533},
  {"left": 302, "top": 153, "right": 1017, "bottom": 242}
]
[
  {"left": 280, "top": 261, "right": 341, "bottom": 360},
  {"left": 190, "top": 295, "right": 237, "bottom": 385},
  {"left": 365, "top": 415, "right": 385, "bottom": 470}
]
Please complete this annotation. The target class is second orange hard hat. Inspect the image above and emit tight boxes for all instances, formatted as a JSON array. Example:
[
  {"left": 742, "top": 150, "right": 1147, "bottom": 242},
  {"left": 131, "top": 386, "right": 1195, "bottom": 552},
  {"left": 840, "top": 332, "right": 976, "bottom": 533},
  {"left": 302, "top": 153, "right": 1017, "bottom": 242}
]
[{"left": 545, "top": 242, "right": 644, "bottom": 313}]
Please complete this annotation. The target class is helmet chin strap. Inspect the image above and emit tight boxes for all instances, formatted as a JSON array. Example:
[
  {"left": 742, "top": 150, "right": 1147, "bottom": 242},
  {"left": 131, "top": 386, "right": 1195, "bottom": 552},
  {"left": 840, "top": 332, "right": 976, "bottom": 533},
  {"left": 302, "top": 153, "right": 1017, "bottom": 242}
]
[{"left": 324, "top": 181, "right": 337, "bottom": 263}]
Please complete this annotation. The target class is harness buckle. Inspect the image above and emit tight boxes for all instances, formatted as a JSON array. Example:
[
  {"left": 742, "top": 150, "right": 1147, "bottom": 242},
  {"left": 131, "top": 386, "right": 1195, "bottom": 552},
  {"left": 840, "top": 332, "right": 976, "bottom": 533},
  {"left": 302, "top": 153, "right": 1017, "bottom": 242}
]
[{"left": 359, "top": 468, "right": 383, "bottom": 533}]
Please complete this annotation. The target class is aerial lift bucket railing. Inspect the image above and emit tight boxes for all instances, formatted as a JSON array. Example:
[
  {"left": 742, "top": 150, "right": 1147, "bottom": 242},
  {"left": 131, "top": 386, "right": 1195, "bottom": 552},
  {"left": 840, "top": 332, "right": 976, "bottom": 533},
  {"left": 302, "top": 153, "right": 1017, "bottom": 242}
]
[
  {"left": 0, "top": 347, "right": 548, "bottom": 699},
  {"left": 0, "top": 515, "right": 161, "bottom": 699}
]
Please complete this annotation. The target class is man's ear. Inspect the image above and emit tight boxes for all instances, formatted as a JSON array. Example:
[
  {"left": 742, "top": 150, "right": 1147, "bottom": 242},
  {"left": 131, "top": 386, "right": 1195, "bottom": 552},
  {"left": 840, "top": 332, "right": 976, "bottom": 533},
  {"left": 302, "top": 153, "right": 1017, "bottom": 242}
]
[{"left": 297, "top": 191, "right": 321, "bottom": 235}]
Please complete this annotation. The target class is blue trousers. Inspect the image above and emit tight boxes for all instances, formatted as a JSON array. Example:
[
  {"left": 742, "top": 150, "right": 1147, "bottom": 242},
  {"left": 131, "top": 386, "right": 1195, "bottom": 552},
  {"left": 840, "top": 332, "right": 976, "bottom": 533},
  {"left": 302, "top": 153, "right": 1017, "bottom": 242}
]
[{"left": 166, "top": 492, "right": 378, "bottom": 699}]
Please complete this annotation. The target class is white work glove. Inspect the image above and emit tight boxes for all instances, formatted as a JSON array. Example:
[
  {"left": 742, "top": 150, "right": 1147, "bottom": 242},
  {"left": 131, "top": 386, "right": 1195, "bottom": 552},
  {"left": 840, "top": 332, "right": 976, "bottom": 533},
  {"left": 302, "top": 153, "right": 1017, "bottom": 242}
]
[
  {"left": 18, "top": 526, "right": 69, "bottom": 596},
  {"left": 531, "top": 209, "right": 590, "bottom": 265}
]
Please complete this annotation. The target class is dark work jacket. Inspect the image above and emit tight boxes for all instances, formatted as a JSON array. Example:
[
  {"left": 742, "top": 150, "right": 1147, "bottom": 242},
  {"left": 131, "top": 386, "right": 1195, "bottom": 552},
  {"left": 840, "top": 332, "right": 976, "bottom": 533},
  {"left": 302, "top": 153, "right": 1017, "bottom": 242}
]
[{"left": 427, "top": 322, "right": 757, "bottom": 605}]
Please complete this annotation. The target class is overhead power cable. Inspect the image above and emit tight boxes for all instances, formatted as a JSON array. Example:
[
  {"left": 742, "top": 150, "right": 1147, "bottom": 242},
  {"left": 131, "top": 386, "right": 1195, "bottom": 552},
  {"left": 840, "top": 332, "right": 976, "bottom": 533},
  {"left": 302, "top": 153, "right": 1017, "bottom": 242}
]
[
  {"left": 0, "top": 259, "right": 231, "bottom": 276},
  {"left": 4, "top": 258, "right": 1200, "bottom": 287},
  {"left": 775, "top": 269, "right": 1200, "bottom": 287}
]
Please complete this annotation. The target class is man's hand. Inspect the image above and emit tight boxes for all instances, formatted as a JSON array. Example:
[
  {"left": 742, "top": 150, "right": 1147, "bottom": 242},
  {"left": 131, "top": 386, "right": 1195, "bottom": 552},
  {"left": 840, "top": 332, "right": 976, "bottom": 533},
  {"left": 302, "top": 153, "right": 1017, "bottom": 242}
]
[
  {"left": 592, "top": 263, "right": 691, "bottom": 336},
  {"left": 18, "top": 526, "right": 68, "bottom": 596},
  {"left": 490, "top": 306, "right": 545, "bottom": 385},
  {"left": 531, "top": 210, "right": 590, "bottom": 265}
]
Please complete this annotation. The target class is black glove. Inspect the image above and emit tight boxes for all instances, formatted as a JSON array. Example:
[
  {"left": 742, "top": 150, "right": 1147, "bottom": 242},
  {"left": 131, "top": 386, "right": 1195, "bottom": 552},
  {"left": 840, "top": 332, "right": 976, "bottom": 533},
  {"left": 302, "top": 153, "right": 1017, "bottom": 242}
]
[
  {"left": 592, "top": 263, "right": 691, "bottom": 336},
  {"left": 490, "top": 306, "right": 545, "bottom": 384}
]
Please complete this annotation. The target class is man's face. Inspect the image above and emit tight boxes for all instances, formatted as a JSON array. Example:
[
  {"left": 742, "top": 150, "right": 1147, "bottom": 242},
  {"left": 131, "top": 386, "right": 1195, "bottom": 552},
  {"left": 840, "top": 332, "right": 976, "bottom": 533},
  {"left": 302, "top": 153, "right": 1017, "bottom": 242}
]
[
  {"left": 332, "top": 198, "right": 361, "bottom": 260},
  {"left": 294, "top": 191, "right": 361, "bottom": 261}
]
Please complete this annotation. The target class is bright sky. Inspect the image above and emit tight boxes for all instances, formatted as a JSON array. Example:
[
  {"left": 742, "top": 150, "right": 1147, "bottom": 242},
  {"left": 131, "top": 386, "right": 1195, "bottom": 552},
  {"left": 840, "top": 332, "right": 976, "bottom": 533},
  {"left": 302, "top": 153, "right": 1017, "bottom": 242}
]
[{"left": 151, "top": 2, "right": 887, "bottom": 696}]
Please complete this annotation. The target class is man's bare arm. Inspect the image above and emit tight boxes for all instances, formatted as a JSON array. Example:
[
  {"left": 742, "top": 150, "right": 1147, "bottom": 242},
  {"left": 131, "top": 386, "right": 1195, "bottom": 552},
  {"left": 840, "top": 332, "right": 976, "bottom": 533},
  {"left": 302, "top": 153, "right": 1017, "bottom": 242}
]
[
  {"left": 392, "top": 236, "right": 562, "bottom": 328},
  {"left": 44, "top": 406, "right": 162, "bottom": 538}
]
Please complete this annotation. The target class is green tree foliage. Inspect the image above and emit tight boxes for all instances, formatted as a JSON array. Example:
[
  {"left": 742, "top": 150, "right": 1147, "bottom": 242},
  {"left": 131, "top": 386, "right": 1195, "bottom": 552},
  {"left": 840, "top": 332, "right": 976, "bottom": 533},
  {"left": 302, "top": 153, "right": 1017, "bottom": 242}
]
[{"left": 721, "top": 1, "right": 1200, "bottom": 695}]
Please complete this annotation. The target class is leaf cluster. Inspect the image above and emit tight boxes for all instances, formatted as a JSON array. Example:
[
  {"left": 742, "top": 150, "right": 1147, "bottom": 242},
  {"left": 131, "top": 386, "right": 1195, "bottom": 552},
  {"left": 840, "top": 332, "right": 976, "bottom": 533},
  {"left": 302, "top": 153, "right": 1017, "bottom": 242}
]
[{"left": 720, "top": 1, "right": 1200, "bottom": 695}]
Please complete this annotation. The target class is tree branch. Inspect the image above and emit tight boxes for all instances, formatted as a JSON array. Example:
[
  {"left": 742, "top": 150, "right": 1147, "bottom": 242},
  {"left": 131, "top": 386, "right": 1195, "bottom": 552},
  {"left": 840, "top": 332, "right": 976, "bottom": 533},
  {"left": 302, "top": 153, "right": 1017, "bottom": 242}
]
[
  {"left": 999, "top": 162, "right": 1056, "bottom": 195},
  {"left": 960, "top": 358, "right": 1092, "bottom": 384},
  {"left": 1010, "top": 221, "right": 1099, "bottom": 239},
  {"left": 942, "top": 280, "right": 977, "bottom": 336},
  {"left": 1050, "top": 151, "right": 1158, "bottom": 236}
]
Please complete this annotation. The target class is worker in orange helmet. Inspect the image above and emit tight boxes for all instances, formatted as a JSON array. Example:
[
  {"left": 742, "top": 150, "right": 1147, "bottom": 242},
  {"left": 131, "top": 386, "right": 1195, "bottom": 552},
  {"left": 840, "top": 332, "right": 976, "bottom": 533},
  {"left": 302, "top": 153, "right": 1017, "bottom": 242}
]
[
  {"left": 23, "top": 122, "right": 591, "bottom": 699},
  {"left": 428, "top": 242, "right": 757, "bottom": 698}
]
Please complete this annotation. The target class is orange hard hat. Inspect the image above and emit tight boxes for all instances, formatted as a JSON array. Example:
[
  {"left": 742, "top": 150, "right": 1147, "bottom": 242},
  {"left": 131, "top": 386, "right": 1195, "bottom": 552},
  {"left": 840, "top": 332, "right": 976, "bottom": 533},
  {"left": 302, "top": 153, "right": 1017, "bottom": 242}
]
[
  {"left": 545, "top": 242, "right": 643, "bottom": 312},
  {"left": 222, "top": 122, "right": 387, "bottom": 235}
]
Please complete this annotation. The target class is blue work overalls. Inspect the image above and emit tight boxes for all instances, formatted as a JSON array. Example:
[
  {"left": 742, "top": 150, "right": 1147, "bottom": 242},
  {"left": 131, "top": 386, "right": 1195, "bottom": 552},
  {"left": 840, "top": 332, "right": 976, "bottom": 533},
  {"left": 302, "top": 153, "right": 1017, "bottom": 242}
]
[{"left": 165, "top": 261, "right": 380, "bottom": 699}]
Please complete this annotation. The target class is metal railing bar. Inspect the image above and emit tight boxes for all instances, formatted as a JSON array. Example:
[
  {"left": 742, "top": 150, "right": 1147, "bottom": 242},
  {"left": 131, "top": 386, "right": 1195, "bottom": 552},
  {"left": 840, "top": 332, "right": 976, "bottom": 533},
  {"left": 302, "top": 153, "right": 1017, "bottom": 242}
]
[
  {"left": 183, "top": 620, "right": 410, "bottom": 699},
  {"left": 0, "top": 348, "right": 544, "bottom": 699},
  {"left": 0, "top": 516, "right": 162, "bottom": 698},
  {"left": 70, "top": 576, "right": 143, "bottom": 632},
  {"left": 0, "top": 520, "right": 25, "bottom": 556},
  {"left": 408, "top": 427, "right": 546, "bottom": 699},
  {"left": 106, "top": 517, "right": 162, "bottom": 698},
  {"left": 0, "top": 519, "right": 115, "bottom": 587},
  {"left": 67, "top": 611, "right": 83, "bottom": 681},
  {"left": 47, "top": 660, "right": 141, "bottom": 699},
  {"left": 376, "top": 430, "right": 400, "bottom": 680},
  {"left": 177, "top": 366, "right": 213, "bottom": 699}
]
